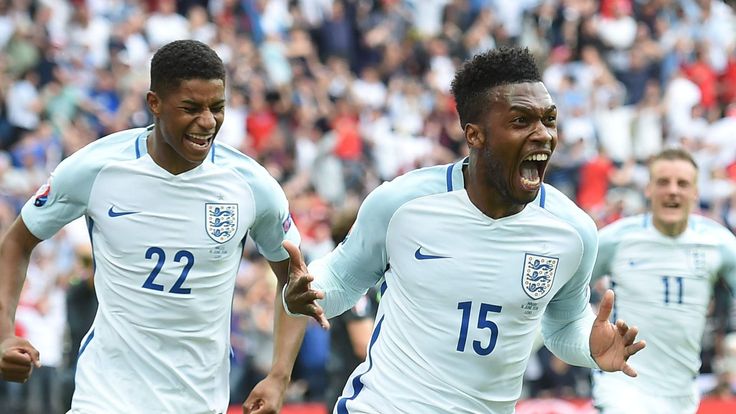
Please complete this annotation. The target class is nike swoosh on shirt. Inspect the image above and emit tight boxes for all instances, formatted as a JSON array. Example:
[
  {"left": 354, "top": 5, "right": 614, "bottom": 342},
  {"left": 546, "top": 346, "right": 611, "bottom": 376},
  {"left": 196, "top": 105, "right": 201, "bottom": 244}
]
[
  {"left": 108, "top": 206, "right": 140, "bottom": 217},
  {"left": 415, "top": 247, "right": 449, "bottom": 260}
]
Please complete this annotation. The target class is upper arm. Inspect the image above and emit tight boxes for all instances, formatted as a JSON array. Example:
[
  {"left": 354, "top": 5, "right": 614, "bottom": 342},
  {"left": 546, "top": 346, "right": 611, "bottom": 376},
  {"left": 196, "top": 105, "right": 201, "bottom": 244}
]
[
  {"left": 1, "top": 216, "right": 42, "bottom": 257},
  {"left": 318, "top": 183, "right": 396, "bottom": 286},
  {"left": 546, "top": 215, "right": 598, "bottom": 321},
  {"left": 248, "top": 174, "right": 301, "bottom": 262},
  {"left": 591, "top": 225, "right": 619, "bottom": 283},
  {"left": 718, "top": 230, "right": 736, "bottom": 292}
]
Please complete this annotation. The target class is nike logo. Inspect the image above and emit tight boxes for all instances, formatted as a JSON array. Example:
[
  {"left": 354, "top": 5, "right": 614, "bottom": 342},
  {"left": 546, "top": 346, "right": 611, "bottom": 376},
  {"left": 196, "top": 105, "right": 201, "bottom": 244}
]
[
  {"left": 415, "top": 247, "right": 449, "bottom": 260},
  {"left": 108, "top": 206, "right": 140, "bottom": 217}
]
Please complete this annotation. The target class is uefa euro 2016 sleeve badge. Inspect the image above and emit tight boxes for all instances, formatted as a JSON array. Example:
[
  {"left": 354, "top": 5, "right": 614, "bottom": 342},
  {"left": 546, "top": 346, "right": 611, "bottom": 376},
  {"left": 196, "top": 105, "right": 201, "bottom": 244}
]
[
  {"left": 206, "top": 203, "right": 238, "bottom": 243},
  {"left": 522, "top": 253, "right": 559, "bottom": 300}
]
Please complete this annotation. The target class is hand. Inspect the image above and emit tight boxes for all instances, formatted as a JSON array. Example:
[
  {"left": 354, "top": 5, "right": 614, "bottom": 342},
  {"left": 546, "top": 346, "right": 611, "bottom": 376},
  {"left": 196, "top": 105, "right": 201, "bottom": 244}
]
[
  {"left": 590, "top": 290, "right": 646, "bottom": 377},
  {"left": 0, "top": 336, "right": 41, "bottom": 382},
  {"left": 282, "top": 240, "right": 329, "bottom": 329},
  {"left": 242, "top": 374, "right": 289, "bottom": 414}
]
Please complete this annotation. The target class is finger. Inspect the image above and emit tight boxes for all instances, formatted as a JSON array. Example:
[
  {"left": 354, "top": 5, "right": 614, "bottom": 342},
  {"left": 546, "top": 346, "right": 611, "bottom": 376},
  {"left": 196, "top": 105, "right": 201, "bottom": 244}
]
[
  {"left": 3, "top": 351, "right": 31, "bottom": 365},
  {"left": 621, "top": 362, "right": 638, "bottom": 378},
  {"left": 615, "top": 319, "right": 629, "bottom": 336},
  {"left": 0, "top": 362, "right": 34, "bottom": 374},
  {"left": 27, "top": 348, "right": 41, "bottom": 368},
  {"left": 296, "top": 289, "right": 325, "bottom": 303},
  {"left": 309, "top": 303, "right": 330, "bottom": 329},
  {"left": 621, "top": 325, "right": 639, "bottom": 346},
  {"left": 291, "top": 273, "right": 315, "bottom": 290},
  {"left": 595, "top": 290, "right": 614, "bottom": 323},
  {"left": 282, "top": 240, "right": 307, "bottom": 273},
  {"left": 627, "top": 340, "right": 646, "bottom": 357},
  {"left": 242, "top": 399, "right": 259, "bottom": 414}
]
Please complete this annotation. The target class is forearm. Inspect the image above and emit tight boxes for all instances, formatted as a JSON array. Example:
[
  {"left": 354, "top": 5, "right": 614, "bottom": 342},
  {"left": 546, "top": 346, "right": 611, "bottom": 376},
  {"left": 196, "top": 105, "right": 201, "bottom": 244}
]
[
  {"left": 309, "top": 257, "right": 377, "bottom": 319},
  {"left": 542, "top": 305, "right": 598, "bottom": 368},
  {"left": 269, "top": 295, "right": 307, "bottom": 381},
  {"left": 0, "top": 223, "right": 36, "bottom": 339}
]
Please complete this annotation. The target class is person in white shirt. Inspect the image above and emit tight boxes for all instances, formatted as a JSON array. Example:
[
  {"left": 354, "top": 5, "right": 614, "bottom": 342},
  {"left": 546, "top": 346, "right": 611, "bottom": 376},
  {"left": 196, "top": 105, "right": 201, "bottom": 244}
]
[
  {"left": 0, "top": 40, "right": 306, "bottom": 414},
  {"left": 246, "top": 47, "right": 645, "bottom": 414},
  {"left": 591, "top": 148, "right": 736, "bottom": 414}
]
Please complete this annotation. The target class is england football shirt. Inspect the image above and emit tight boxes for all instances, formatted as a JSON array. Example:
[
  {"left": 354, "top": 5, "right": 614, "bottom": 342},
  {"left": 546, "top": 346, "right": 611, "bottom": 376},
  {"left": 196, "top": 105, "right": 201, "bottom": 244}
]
[
  {"left": 309, "top": 159, "right": 600, "bottom": 414},
  {"left": 592, "top": 214, "right": 736, "bottom": 397},
  {"left": 21, "top": 126, "right": 300, "bottom": 414}
]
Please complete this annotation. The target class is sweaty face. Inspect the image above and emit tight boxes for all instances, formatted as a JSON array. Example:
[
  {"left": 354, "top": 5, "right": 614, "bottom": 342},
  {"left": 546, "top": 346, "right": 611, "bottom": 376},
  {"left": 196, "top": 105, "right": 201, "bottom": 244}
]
[
  {"left": 476, "top": 82, "right": 557, "bottom": 207},
  {"left": 148, "top": 78, "right": 225, "bottom": 174},
  {"left": 646, "top": 159, "right": 698, "bottom": 235}
]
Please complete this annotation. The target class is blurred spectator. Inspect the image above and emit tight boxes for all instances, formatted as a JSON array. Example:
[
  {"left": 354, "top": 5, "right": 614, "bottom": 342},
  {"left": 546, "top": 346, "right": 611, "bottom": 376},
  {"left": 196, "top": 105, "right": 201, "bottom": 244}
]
[{"left": 2, "top": 0, "right": 736, "bottom": 410}]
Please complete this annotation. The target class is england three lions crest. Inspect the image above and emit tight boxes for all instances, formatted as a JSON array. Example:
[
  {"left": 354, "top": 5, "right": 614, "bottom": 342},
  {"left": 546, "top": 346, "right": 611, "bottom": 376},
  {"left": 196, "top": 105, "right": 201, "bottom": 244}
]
[
  {"left": 521, "top": 253, "right": 558, "bottom": 300},
  {"left": 206, "top": 203, "right": 238, "bottom": 243}
]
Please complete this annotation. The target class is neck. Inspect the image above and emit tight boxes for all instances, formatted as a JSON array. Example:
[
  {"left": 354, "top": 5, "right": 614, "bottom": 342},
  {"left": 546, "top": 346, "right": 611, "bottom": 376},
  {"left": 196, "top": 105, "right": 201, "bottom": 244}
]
[
  {"left": 463, "top": 163, "right": 524, "bottom": 219},
  {"left": 652, "top": 217, "right": 687, "bottom": 237},
  {"left": 147, "top": 127, "right": 197, "bottom": 175}
]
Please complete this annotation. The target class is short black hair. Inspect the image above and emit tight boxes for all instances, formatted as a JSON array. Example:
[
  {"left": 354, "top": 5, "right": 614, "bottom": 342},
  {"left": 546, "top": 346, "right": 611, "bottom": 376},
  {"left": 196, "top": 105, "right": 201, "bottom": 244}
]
[
  {"left": 150, "top": 40, "right": 226, "bottom": 96},
  {"left": 450, "top": 47, "right": 542, "bottom": 128}
]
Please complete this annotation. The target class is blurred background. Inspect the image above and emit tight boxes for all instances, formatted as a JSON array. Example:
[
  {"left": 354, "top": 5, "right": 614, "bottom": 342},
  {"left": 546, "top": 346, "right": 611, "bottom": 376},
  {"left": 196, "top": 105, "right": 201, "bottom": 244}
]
[{"left": 0, "top": 0, "right": 735, "bottom": 413}]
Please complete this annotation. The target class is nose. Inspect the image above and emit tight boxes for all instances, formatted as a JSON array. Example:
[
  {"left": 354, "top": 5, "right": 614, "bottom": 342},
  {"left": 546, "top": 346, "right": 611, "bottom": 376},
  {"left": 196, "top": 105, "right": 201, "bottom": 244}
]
[
  {"left": 198, "top": 108, "right": 217, "bottom": 130},
  {"left": 530, "top": 120, "right": 554, "bottom": 145}
]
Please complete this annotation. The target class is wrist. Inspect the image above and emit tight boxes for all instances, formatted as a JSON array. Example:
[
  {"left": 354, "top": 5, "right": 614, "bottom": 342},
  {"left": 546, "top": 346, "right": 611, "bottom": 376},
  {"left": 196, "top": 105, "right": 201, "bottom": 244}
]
[{"left": 267, "top": 369, "right": 291, "bottom": 385}]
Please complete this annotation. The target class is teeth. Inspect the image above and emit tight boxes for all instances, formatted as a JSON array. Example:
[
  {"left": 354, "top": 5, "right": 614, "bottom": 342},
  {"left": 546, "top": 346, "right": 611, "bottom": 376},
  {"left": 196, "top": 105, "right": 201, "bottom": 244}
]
[
  {"left": 521, "top": 176, "right": 540, "bottom": 186},
  {"left": 524, "top": 153, "right": 548, "bottom": 162}
]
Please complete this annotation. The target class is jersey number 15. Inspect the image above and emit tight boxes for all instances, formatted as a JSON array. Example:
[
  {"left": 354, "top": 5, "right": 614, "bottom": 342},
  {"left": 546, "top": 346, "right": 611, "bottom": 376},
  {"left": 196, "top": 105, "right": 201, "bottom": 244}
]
[{"left": 456, "top": 301, "right": 502, "bottom": 356}]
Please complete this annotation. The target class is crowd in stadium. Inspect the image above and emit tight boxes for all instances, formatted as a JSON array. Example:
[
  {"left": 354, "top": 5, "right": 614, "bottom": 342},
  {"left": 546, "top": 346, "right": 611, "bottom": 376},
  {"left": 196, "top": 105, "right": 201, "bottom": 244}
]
[{"left": 1, "top": 0, "right": 736, "bottom": 412}]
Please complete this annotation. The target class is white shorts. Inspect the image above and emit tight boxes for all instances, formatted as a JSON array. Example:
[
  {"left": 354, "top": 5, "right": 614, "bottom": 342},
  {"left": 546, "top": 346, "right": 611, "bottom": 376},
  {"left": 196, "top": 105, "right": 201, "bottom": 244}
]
[{"left": 592, "top": 371, "right": 699, "bottom": 414}]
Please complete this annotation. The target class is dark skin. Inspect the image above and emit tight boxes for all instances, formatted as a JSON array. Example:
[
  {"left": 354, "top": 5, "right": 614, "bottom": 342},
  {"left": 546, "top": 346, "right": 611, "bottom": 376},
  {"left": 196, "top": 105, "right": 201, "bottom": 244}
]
[
  {"left": 282, "top": 81, "right": 645, "bottom": 378},
  {"left": 145, "top": 78, "right": 226, "bottom": 175},
  {"left": 463, "top": 82, "right": 557, "bottom": 218},
  {"left": 1, "top": 79, "right": 309, "bottom": 410}
]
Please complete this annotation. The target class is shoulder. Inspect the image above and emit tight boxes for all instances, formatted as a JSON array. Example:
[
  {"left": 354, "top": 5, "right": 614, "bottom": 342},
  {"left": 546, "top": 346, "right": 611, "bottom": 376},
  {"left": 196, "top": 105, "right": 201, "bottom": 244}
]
[
  {"left": 211, "top": 141, "right": 282, "bottom": 194},
  {"left": 537, "top": 184, "right": 597, "bottom": 243},
  {"left": 361, "top": 163, "right": 455, "bottom": 220},
  {"left": 212, "top": 141, "right": 272, "bottom": 181},
  {"left": 598, "top": 215, "right": 647, "bottom": 240},
  {"left": 689, "top": 214, "right": 735, "bottom": 239},
  {"left": 689, "top": 215, "right": 736, "bottom": 256},
  {"left": 54, "top": 127, "right": 147, "bottom": 180}
]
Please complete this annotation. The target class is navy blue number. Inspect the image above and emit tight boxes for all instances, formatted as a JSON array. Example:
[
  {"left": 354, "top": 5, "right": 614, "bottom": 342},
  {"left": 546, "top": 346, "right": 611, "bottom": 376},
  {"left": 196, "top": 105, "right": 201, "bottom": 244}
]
[
  {"left": 143, "top": 247, "right": 194, "bottom": 294},
  {"left": 170, "top": 250, "right": 194, "bottom": 294},
  {"left": 662, "top": 276, "right": 683, "bottom": 304},
  {"left": 143, "top": 247, "right": 165, "bottom": 291},
  {"left": 456, "top": 301, "right": 502, "bottom": 355},
  {"left": 456, "top": 301, "right": 472, "bottom": 352}
]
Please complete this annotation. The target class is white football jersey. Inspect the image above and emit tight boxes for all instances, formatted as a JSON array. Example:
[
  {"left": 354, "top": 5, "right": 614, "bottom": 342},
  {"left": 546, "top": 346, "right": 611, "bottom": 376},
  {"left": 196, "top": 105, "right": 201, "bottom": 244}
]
[
  {"left": 592, "top": 214, "right": 736, "bottom": 398},
  {"left": 309, "top": 159, "right": 600, "bottom": 414},
  {"left": 21, "top": 126, "right": 300, "bottom": 414}
]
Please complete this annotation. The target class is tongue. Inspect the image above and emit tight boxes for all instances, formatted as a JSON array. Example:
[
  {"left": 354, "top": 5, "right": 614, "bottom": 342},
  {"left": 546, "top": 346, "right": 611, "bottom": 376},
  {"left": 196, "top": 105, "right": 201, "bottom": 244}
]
[{"left": 520, "top": 161, "right": 539, "bottom": 181}]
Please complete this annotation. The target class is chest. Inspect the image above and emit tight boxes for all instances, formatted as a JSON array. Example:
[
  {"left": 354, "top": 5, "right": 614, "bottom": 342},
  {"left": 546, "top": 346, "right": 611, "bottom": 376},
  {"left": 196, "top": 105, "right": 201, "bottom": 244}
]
[
  {"left": 86, "top": 166, "right": 253, "bottom": 260},
  {"left": 385, "top": 203, "right": 584, "bottom": 313}
]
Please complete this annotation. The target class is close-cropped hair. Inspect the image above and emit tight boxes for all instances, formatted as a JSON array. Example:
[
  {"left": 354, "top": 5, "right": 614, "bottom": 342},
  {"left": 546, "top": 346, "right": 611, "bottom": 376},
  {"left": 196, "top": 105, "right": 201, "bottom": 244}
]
[
  {"left": 150, "top": 40, "right": 226, "bottom": 96},
  {"left": 648, "top": 147, "right": 699, "bottom": 172},
  {"left": 450, "top": 47, "right": 542, "bottom": 128}
]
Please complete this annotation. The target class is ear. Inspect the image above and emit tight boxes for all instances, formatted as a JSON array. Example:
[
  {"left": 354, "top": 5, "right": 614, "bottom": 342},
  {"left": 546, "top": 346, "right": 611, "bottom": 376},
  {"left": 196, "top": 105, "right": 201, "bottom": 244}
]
[
  {"left": 644, "top": 180, "right": 652, "bottom": 200},
  {"left": 146, "top": 91, "right": 161, "bottom": 118},
  {"left": 464, "top": 123, "right": 485, "bottom": 150}
]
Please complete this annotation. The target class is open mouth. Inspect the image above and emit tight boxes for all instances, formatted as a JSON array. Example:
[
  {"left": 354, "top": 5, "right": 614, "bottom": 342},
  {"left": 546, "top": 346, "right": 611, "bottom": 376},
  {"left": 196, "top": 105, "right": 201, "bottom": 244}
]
[
  {"left": 662, "top": 201, "right": 681, "bottom": 210},
  {"left": 519, "top": 153, "right": 549, "bottom": 191},
  {"left": 184, "top": 133, "right": 214, "bottom": 150}
]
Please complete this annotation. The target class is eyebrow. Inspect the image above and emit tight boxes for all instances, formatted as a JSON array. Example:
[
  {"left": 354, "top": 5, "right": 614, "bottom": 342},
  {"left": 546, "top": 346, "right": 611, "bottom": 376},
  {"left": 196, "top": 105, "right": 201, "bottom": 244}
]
[
  {"left": 180, "top": 99, "right": 226, "bottom": 106},
  {"left": 509, "top": 104, "right": 557, "bottom": 113}
]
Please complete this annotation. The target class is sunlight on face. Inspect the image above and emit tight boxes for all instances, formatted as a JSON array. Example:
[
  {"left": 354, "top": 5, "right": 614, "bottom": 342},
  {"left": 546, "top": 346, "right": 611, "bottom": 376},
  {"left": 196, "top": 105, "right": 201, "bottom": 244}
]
[{"left": 645, "top": 159, "right": 698, "bottom": 236}]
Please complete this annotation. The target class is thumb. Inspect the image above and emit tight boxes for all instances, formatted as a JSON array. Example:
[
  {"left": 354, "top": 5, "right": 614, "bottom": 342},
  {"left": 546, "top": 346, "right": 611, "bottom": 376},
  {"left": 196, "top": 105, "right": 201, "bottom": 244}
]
[
  {"left": 282, "top": 240, "right": 306, "bottom": 273},
  {"left": 595, "top": 289, "right": 614, "bottom": 324}
]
